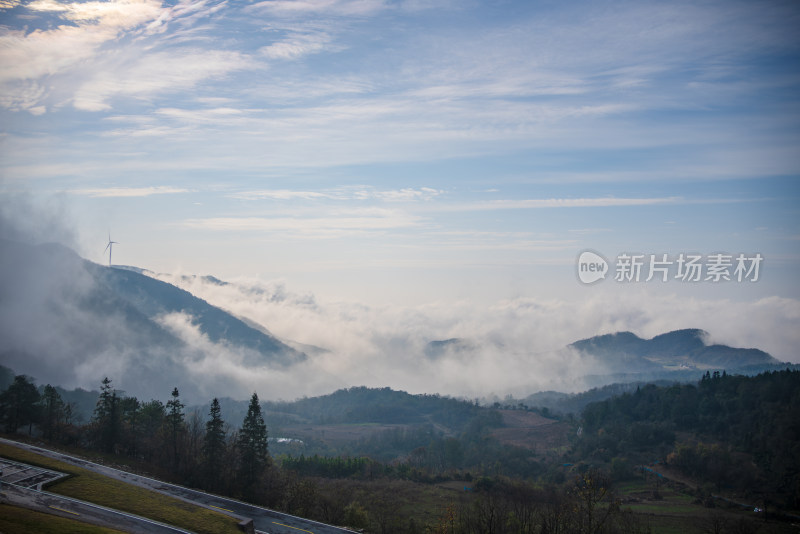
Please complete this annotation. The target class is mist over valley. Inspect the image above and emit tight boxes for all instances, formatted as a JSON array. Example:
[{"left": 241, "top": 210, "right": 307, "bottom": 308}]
[{"left": 1, "top": 238, "right": 792, "bottom": 407}]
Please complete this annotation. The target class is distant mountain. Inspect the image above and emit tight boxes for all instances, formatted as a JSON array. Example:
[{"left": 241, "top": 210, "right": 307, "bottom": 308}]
[
  {"left": 424, "top": 338, "right": 476, "bottom": 359},
  {"left": 570, "top": 328, "right": 779, "bottom": 372},
  {"left": 86, "top": 262, "right": 305, "bottom": 368},
  {"left": 424, "top": 328, "right": 782, "bottom": 395},
  {"left": 0, "top": 239, "right": 305, "bottom": 402}
]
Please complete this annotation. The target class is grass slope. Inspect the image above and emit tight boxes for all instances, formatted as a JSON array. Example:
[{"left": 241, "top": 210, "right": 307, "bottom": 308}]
[
  {"left": 0, "top": 503, "right": 128, "bottom": 534},
  {"left": 0, "top": 442, "right": 241, "bottom": 534}
]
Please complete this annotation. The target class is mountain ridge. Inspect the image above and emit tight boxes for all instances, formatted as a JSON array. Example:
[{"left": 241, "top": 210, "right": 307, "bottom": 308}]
[
  {"left": 87, "top": 262, "right": 306, "bottom": 368},
  {"left": 0, "top": 239, "right": 306, "bottom": 402},
  {"left": 569, "top": 328, "right": 778, "bottom": 370}
]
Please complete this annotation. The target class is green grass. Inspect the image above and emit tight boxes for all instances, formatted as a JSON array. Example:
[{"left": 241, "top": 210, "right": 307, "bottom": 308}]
[
  {"left": 0, "top": 442, "right": 241, "bottom": 534},
  {"left": 616, "top": 479, "right": 651, "bottom": 493},
  {"left": 0, "top": 503, "right": 127, "bottom": 534},
  {"left": 627, "top": 502, "right": 702, "bottom": 515},
  {"left": 614, "top": 478, "right": 798, "bottom": 534},
  {"left": 638, "top": 514, "right": 702, "bottom": 534},
  {"left": 616, "top": 478, "right": 708, "bottom": 531}
]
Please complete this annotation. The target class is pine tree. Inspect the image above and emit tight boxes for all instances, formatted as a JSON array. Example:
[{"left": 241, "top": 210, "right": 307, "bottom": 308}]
[
  {"left": 237, "top": 392, "right": 270, "bottom": 500},
  {"left": 203, "top": 397, "right": 227, "bottom": 491},
  {"left": 92, "top": 377, "right": 120, "bottom": 452},
  {"left": 40, "top": 384, "right": 65, "bottom": 441},
  {"left": 0, "top": 375, "right": 40, "bottom": 434},
  {"left": 139, "top": 399, "right": 165, "bottom": 461},
  {"left": 165, "top": 387, "right": 185, "bottom": 471},
  {"left": 120, "top": 396, "right": 141, "bottom": 457}
]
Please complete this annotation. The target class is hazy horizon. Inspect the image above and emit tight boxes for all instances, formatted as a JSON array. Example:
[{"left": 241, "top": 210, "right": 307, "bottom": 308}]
[{"left": 1, "top": 232, "right": 797, "bottom": 404}]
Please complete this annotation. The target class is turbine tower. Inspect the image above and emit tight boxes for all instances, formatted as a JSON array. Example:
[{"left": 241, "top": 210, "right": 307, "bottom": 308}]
[{"left": 104, "top": 233, "right": 119, "bottom": 267}]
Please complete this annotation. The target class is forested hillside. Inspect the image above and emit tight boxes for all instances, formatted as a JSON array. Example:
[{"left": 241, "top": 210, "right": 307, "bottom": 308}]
[
  {"left": 574, "top": 369, "right": 800, "bottom": 509},
  {"left": 265, "top": 386, "right": 483, "bottom": 428},
  {"left": 1, "top": 368, "right": 799, "bottom": 533}
]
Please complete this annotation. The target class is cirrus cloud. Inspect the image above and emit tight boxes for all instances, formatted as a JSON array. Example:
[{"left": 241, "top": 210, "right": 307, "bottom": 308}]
[
  {"left": 183, "top": 209, "right": 422, "bottom": 238},
  {"left": 70, "top": 185, "right": 190, "bottom": 198},
  {"left": 0, "top": 0, "right": 246, "bottom": 113}
]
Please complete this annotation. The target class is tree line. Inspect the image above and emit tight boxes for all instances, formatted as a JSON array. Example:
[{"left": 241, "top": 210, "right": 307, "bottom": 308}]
[
  {"left": 0, "top": 375, "right": 270, "bottom": 502},
  {"left": 0, "top": 373, "right": 642, "bottom": 532}
]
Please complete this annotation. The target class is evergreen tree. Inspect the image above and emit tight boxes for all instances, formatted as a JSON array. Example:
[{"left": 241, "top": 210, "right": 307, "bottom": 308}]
[
  {"left": 165, "top": 387, "right": 185, "bottom": 470},
  {"left": 237, "top": 392, "right": 270, "bottom": 499},
  {"left": 92, "top": 377, "right": 120, "bottom": 452},
  {"left": 203, "top": 397, "right": 227, "bottom": 491},
  {"left": 0, "top": 375, "right": 40, "bottom": 434},
  {"left": 40, "top": 384, "right": 65, "bottom": 441},
  {"left": 139, "top": 399, "right": 165, "bottom": 462},
  {"left": 120, "top": 396, "right": 141, "bottom": 456}
]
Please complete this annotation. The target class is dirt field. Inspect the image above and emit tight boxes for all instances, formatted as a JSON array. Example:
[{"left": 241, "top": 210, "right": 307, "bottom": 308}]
[
  {"left": 276, "top": 410, "right": 576, "bottom": 455},
  {"left": 490, "top": 410, "right": 573, "bottom": 453},
  {"left": 497, "top": 410, "right": 556, "bottom": 428}
]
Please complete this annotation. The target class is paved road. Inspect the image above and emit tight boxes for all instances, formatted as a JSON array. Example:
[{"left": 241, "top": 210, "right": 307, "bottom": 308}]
[
  {"left": 1, "top": 472, "right": 193, "bottom": 533},
  {"left": 1, "top": 438, "right": 353, "bottom": 534}
]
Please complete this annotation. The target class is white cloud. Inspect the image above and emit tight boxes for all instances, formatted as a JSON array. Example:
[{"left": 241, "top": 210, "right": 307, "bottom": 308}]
[
  {"left": 229, "top": 189, "right": 333, "bottom": 201},
  {"left": 155, "top": 107, "right": 247, "bottom": 121},
  {"left": 0, "top": 81, "right": 47, "bottom": 114},
  {"left": 73, "top": 49, "right": 253, "bottom": 111},
  {"left": 373, "top": 187, "right": 443, "bottom": 202},
  {"left": 419, "top": 231, "right": 577, "bottom": 252},
  {"left": 27, "top": 0, "right": 163, "bottom": 27},
  {"left": 0, "top": 0, "right": 164, "bottom": 88},
  {"left": 6, "top": 0, "right": 785, "bottom": 174},
  {"left": 146, "top": 272, "right": 800, "bottom": 400},
  {"left": 183, "top": 209, "right": 422, "bottom": 237},
  {"left": 0, "top": 0, "right": 248, "bottom": 113},
  {"left": 260, "top": 31, "right": 332, "bottom": 60},
  {"left": 153, "top": 310, "right": 347, "bottom": 401},
  {"left": 250, "top": 0, "right": 386, "bottom": 17},
  {"left": 427, "top": 197, "right": 683, "bottom": 212},
  {"left": 70, "top": 186, "right": 190, "bottom": 197},
  {"left": 0, "top": 25, "right": 114, "bottom": 85},
  {"left": 228, "top": 186, "right": 443, "bottom": 202}
]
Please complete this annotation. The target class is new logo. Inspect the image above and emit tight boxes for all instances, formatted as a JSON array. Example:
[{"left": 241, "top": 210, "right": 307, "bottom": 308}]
[{"left": 577, "top": 250, "right": 608, "bottom": 284}]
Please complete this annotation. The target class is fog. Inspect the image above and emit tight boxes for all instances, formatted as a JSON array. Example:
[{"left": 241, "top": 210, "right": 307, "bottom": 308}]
[
  {"left": 2, "top": 197, "right": 798, "bottom": 404},
  {"left": 150, "top": 271, "right": 800, "bottom": 401}
]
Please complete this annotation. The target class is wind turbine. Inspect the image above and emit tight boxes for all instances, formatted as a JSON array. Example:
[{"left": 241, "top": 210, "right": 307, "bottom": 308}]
[{"left": 104, "top": 233, "right": 119, "bottom": 267}]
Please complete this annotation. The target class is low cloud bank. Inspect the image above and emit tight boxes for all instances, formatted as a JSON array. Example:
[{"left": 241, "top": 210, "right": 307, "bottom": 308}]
[
  {"left": 1, "top": 243, "right": 797, "bottom": 404},
  {"left": 151, "top": 272, "right": 800, "bottom": 401},
  {"left": 2, "top": 195, "right": 797, "bottom": 403}
]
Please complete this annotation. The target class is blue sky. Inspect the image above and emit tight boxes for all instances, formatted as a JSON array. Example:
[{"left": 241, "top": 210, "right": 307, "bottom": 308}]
[{"left": 1, "top": 0, "right": 799, "bottom": 320}]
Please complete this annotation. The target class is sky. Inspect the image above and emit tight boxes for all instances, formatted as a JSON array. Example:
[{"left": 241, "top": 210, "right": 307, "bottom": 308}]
[{"left": 1, "top": 0, "right": 800, "bottom": 393}]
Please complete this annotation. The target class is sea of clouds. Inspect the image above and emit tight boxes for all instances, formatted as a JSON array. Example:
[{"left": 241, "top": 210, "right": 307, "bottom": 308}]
[{"left": 148, "top": 270, "right": 800, "bottom": 402}]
